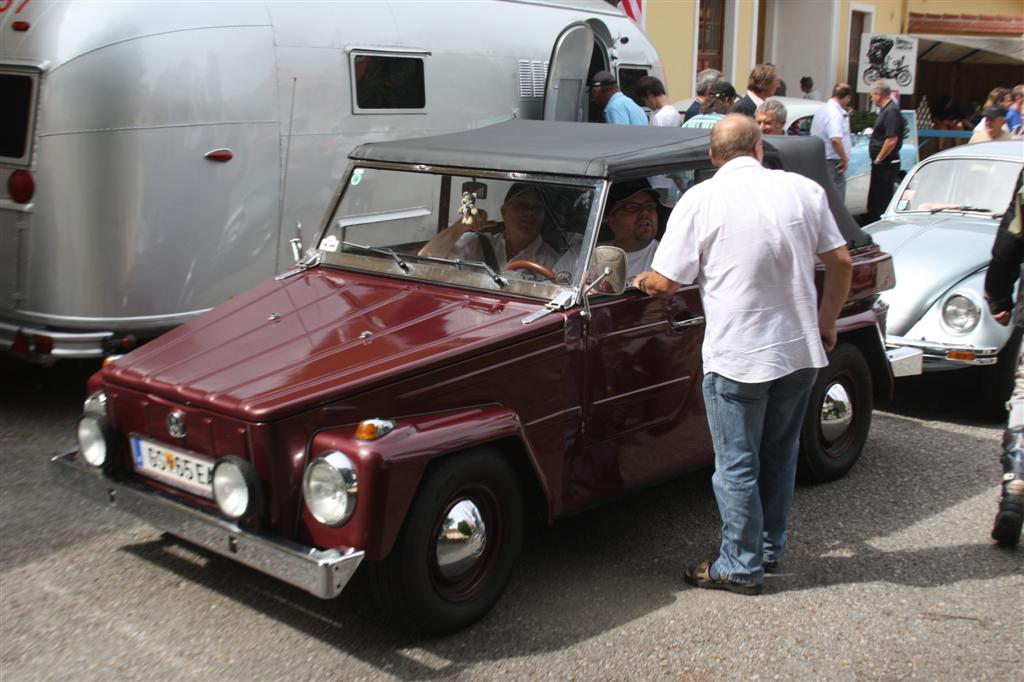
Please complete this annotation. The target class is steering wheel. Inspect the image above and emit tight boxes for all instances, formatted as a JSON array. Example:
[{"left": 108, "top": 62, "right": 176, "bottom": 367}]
[{"left": 505, "top": 259, "right": 559, "bottom": 282}]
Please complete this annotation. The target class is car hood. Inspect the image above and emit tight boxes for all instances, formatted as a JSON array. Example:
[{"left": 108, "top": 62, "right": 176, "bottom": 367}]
[
  {"left": 103, "top": 268, "right": 561, "bottom": 420},
  {"left": 864, "top": 214, "right": 998, "bottom": 334}
]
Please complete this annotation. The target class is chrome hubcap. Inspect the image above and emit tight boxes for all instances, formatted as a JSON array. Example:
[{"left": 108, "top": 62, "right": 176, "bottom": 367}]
[
  {"left": 820, "top": 382, "right": 853, "bottom": 445},
  {"left": 435, "top": 499, "right": 487, "bottom": 580}
]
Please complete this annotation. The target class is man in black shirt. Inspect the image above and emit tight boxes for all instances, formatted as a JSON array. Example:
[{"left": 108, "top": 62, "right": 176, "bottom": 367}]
[{"left": 866, "top": 81, "right": 903, "bottom": 222}]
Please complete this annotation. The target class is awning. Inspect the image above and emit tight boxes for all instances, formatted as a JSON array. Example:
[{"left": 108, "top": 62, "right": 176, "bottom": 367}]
[{"left": 912, "top": 34, "right": 1024, "bottom": 65}]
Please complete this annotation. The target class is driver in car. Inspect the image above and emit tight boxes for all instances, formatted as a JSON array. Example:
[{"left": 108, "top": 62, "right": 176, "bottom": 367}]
[{"left": 419, "top": 183, "right": 562, "bottom": 278}]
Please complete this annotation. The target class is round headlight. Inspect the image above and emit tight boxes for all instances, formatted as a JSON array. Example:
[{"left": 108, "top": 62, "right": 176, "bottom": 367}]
[
  {"left": 303, "top": 451, "right": 358, "bottom": 526},
  {"left": 212, "top": 457, "right": 258, "bottom": 520},
  {"left": 77, "top": 416, "right": 107, "bottom": 467},
  {"left": 942, "top": 294, "right": 980, "bottom": 333}
]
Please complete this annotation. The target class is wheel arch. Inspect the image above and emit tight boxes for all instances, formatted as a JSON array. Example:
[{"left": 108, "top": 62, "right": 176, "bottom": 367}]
[
  {"left": 367, "top": 408, "right": 552, "bottom": 561},
  {"left": 839, "top": 323, "right": 893, "bottom": 404}
]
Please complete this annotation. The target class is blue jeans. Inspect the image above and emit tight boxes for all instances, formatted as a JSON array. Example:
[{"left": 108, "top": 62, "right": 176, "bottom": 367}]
[{"left": 701, "top": 368, "right": 818, "bottom": 585}]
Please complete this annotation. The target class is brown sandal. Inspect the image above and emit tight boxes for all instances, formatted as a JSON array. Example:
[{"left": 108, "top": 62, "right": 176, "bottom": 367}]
[{"left": 683, "top": 559, "right": 762, "bottom": 595}]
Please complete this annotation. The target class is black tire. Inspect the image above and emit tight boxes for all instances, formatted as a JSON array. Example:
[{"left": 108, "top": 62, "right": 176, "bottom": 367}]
[
  {"left": 980, "top": 327, "right": 1023, "bottom": 419},
  {"left": 798, "top": 344, "right": 873, "bottom": 482},
  {"left": 863, "top": 68, "right": 880, "bottom": 86},
  {"left": 896, "top": 70, "right": 912, "bottom": 87},
  {"left": 366, "top": 449, "right": 523, "bottom": 635}
]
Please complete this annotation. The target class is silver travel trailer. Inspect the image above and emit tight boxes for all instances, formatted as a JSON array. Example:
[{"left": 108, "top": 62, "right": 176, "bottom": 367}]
[{"left": 0, "top": 0, "right": 663, "bottom": 360}]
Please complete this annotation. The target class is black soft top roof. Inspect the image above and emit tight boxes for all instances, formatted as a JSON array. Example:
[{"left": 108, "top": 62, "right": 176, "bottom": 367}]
[{"left": 349, "top": 119, "right": 870, "bottom": 247}]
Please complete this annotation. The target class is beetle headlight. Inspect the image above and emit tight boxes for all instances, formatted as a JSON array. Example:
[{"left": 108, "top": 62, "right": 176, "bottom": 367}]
[
  {"left": 303, "top": 451, "right": 358, "bottom": 526},
  {"left": 212, "top": 457, "right": 260, "bottom": 520},
  {"left": 942, "top": 294, "right": 980, "bottom": 333},
  {"left": 77, "top": 416, "right": 108, "bottom": 467}
]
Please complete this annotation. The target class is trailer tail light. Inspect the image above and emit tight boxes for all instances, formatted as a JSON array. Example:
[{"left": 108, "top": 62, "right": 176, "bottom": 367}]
[
  {"left": 12, "top": 21, "right": 31, "bottom": 32},
  {"left": 8, "top": 169, "right": 35, "bottom": 204}
]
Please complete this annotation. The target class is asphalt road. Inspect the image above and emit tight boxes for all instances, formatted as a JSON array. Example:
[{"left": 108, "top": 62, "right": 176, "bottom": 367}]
[{"left": 1, "top": 358, "right": 1021, "bottom": 681}]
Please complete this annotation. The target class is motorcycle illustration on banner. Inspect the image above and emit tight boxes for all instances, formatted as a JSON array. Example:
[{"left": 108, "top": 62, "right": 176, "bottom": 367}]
[{"left": 857, "top": 34, "right": 918, "bottom": 94}]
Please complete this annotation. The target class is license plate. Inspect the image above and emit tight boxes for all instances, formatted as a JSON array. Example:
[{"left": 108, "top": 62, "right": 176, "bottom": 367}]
[{"left": 131, "top": 436, "right": 215, "bottom": 499}]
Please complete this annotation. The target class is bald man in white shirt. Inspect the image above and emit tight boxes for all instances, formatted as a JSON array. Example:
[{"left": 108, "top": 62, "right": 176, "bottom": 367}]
[{"left": 633, "top": 115, "right": 852, "bottom": 594}]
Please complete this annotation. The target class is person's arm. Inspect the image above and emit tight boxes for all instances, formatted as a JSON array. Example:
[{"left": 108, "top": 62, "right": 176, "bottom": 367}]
[
  {"left": 418, "top": 210, "right": 493, "bottom": 258},
  {"left": 816, "top": 246, "right": 853, "bottom": 352},
  {"left": 985, "top": 227, "right": 1024, "bottom": 325},
  {"left": 829, "top": 138, "right": 848, "bottom": 173},
  {"left": 874, "top": 136, "right": 898, "bottom": 164},
  {"left": 632, "top": 270, "right": 682, "bottom": 298}
]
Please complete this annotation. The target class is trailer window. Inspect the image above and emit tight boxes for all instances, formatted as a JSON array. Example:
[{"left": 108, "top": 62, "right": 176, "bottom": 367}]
[
  {"left": 351, "top": 55, "right": 426, "bottom": 112},
  {"left": 617, "top": 66, "right": 650, "bottom": 107},
  {"left": 0, "top": 73, "right": 34, "bottom": 162}
]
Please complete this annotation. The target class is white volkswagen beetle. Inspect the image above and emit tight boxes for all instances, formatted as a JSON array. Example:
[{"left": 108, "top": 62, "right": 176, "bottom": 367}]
[{"left": 864, "top": 140, "right": 1024, "bottom": 414}]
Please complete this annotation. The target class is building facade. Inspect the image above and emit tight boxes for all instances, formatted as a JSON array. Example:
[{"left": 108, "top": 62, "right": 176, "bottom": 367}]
[{"left": 632, "top": 0, "right": 1021, "bottom": 105}]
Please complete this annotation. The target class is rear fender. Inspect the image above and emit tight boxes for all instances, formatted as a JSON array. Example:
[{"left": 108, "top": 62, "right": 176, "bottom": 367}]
[{"left": 298, "top": 406, "right": 550, "bottom": 560}]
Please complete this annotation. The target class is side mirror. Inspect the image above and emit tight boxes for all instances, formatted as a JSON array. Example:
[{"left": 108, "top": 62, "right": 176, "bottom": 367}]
[{"left": 585, "top": 245, "right": 628, "bottom": 295}]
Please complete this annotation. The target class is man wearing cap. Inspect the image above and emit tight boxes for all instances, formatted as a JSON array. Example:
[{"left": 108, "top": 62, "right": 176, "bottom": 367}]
[
  {"left": 603, "top": 181, "right": 661, "bottom": 278},
  {"left": 970, "top": 105, "right": 1014, "bottom": 144},
  {"left": 590, "top": 70, "right": 648, "bottom": 126},
  {"left": 632, "top": 114, "right": 853, "bottom": 595},
  {"left": 682, "top": 81, "right": 737, "bottom": 129}
]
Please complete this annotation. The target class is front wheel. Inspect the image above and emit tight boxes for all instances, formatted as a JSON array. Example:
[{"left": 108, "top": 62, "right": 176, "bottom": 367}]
[
  {"left": 367, "top": 449, "right": 524, "bottom": 635},
  {"left": 798, "top": 344, "right": 873, "bottom": 482},
  {"left": 895, "top": 70, "right": 912, "bottom": 87}
]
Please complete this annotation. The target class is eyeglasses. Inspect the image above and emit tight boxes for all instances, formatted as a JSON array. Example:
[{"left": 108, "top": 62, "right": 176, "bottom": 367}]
[{"left": 613, "top": 201, "right": 658, "bottom": 215}]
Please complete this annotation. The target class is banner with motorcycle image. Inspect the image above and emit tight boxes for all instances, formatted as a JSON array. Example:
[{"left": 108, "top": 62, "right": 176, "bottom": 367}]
[{"left": 857, "top": 34, "right": 917, "bottom": 94}]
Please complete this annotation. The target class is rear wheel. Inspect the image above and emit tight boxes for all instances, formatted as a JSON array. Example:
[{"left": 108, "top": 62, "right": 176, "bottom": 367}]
[
  {"left": 798, "top": 344, "right": 873, "bottom": 482},
  {"left": 367, "top": 449, "right": 523, "bottom": 635}
]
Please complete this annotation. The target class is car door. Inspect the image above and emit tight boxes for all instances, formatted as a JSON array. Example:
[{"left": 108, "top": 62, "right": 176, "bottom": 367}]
[{"left": 561, "top": 287, "right": 712, "bottom": 511}]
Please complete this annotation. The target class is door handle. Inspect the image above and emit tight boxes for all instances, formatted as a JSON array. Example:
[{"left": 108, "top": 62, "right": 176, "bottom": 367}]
[{"left": 671, "top": 316, "right": 705, "bottom": 329}]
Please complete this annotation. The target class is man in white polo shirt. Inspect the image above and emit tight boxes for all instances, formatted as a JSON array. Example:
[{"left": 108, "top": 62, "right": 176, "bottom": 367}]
[
  {"left": 632, "top": 115, "right": 852, "bottom": 594},
  {"left": 810, "top": 83, "right": 853, "bottom": 201}
]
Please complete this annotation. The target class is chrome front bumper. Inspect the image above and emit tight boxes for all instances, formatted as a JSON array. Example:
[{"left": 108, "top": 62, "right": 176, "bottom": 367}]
[
  {"left": 886, "top": 335, "right": 999, "bottom": 368},
  {"left": 50, "top": 451, "right": 363, "bottom": 599}
]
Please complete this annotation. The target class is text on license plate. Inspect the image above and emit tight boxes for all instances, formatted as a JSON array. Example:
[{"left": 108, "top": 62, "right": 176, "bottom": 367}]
[{"left": 131, "top": 437, "right": 214, "bottom": 499}]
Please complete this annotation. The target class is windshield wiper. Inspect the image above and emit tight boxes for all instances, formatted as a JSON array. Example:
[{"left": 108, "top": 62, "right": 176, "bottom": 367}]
[
  {"left": 339, "top": 242, "right": 509, "bottom": 287},
  {"left": 341, "top": 241, "right": 409, "bottom": 271},
  {"left": 929, "top": 205, "right": 993, "bottom": 214},
  {"left": 439, "top": 258, "right": 510, "bottom": 288}
]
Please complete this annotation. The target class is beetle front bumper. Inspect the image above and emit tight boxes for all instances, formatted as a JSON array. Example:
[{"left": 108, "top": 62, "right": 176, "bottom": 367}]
[
  {"left": 50, "top": 451, "right": 363, "bottom": 599},
  {"left": 886, "top": 335, "right": 999, "bottom": 369}
]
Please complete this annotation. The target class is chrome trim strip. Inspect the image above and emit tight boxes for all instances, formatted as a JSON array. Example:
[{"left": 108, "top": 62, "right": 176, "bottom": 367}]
[
  {"left": 885, "top": 346, "right": 924, "bottom": 377},
  {"left": 50, "top": 451, "right": 364, "bottom": 599},
  {"left": 886, "top": 335, "right": 999, "bottom": 366},
  {"left": 7, "top": 308, "right": 210, "bottom": 328}
]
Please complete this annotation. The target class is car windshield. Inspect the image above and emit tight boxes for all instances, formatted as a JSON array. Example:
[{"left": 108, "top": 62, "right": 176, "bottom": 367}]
[
  {"left": 316, "top": 167, "right": 598, "bottom": 298},
  {"left": 894, "top": 158, "right": 1021, "bottom": 215}
]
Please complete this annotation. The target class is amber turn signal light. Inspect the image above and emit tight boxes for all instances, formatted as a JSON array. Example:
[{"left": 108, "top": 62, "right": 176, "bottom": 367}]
[{"left": 354, "top": 419, "right": 396, "bottom": 440}]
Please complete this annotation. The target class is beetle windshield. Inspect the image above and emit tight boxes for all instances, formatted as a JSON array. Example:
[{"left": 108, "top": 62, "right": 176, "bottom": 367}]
[
  {"left": 317, "top": 167, "right": 597, "bottom": 297},
  {"left": 894, "top": 158, "right": 1021, "bottom": 216}
]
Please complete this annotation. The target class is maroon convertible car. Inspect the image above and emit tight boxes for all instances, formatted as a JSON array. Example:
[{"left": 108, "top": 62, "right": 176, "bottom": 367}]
[{"left": 53, "top": 121, "right": 921, "bottom": 633}]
